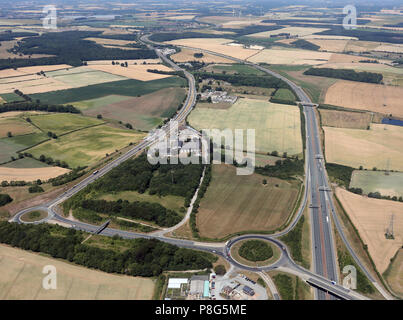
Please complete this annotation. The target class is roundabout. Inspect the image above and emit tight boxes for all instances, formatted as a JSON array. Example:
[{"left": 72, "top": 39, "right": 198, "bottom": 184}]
[
  {"left": 19, "top": 210, "right": 48, "bottom": 223},
  {"left": 231, "top": 239, "right": 281, "bottom": 268}
]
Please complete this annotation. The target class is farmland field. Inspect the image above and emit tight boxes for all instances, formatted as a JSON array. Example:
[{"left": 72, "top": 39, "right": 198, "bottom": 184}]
[
  {"left": 272, "top": 88, "right": 296, "bottom": 101},
  {"left": 323, "top": 124, "right": 403, "bottom": 171},
  {"left": 196, "top": 164, "right": 300, "bottom": 239},
  {"left": 304, "top": 39, "right": 350, "bottom": 52},
  {"left": 248, "top": 48, "right": 332, "bottom": 65},
  {"left": 350, "top": 171, "right": 403, "bottom": 197},
  {"left": 249, "top": 27, "right": 329, "bottom": 38},
  {"left": 87, "top": 63, "right": 175, "bottom": 81},
  {"left": 188, "top": 98, "right": 303, "bottom": 155},
  {"left": 165, "top": 38, "right": 260, "bottom": 60},
  {"left": 26, "top": 125, "right": 145, "bottom": 168},
  {"left": 319, "top": 109, "right": 372, "bottom": 129},
  {"left": 0, "top": 157, "right": 50, "bottom": 168},
  {"left": 324, "top": 81, "right": 403, "bottom": 117},
  {"left": 0, "top": 244, "right": 154, "bottom": 300},
  {"left": 336, "top": 188, "right": 403, "bottom": 273},
  {"left": 46, "top": 66, "right": 127, "bottom": 88},
  {"left": 30, "top": 113, "right": 104, "bottom": 136},
  {"left": 203, "top": 64, "right": 266, "bottom": 76},
  {"left": 0, "top": 117, "right": 38, "bottom": 138},
  {"left": 0, "top": 133, "right": 48, "bottom": 164},
  {"left": 0, "top": 166, "right": 70, "bottom": 182},
  {"left": 77, "top": 87, "right": 187, "bottom": 131},
  {"left": 170, "top": 48, "right": 233, "bottom": 64},
  {"left": 29, "top": 77, "right": 186, "bottom": 105}
]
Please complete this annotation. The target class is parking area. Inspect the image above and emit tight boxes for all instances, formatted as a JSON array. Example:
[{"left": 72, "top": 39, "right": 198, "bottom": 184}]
[{"left": 213, "top": 273, "right": 268, "bottom": 300}]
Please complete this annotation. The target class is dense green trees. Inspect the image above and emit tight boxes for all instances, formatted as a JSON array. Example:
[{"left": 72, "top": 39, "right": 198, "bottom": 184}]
[
  {"left": 0, "top": 101, "right": 80, "bottom": 114},
  {"left": 238, "top": 240, "right": 273, "bottom": 262},
  {"left": 1, "top": 31, "right": 157, "bottom": 70},
  {"left": 0, "top": 222, "right": 214, "bottom": 277},
  {"left": 280, "top": 216, "right": 304, "bottom": 264},
  {"left": 255, "top": 158, "right": 304, "bottom": 180},
  {"left": 0, "top": 194, "right": 12, "bottom": 207},
  {"left": 304, "top": 68, "right": 383, "bottom": 84},
  {"left": 194, "top": 72, "right": 291, "bottom": 90},
  {"left": 81, "top": 199, "right": 182, "bottom": 227},
  {"left": 326, "top": 163, "right": 354, "bottom": 188}
]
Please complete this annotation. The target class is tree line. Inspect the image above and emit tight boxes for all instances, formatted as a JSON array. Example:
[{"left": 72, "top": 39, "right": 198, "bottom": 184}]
[
  {"left": 0, "top": 101, "right": 80, "bottom": 114},
  {"left": 194, "top": 72, "right": 291, "bottom": 90},
  {"left": 81, "top": 199, "right": 182, "bottom": 227},
  {"left": 255, "top": 158, "right": 304, "bottom": 180},
  {"left": 0, "top": 222, "right": 214, "bottom": 277},
  {"left": 0, "top": 194, "right": 12, "bottom": 207},
  {"left": 304, "top": 67, "right": 383, "bottom": 84}
]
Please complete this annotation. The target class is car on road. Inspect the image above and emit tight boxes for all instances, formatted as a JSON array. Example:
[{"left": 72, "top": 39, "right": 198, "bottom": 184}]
[{"left": 331, "top": 280, "right": 336, "bottom": 285}]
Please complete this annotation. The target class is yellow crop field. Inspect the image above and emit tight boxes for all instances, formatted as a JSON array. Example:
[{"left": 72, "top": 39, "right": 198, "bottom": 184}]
[
  {"left": 188, "top": 98, "right": 303, "bottom": 155},
  {"left": 302, "top": 39, "right": 350, "bottom": 52},
  {"left": 170, "top": 48, "right": 234, "bottom": 63},
  {"left": 325, "top": 80, "right": 403, "bottom": 117},
  {"left": 323, "top": 124, "right": 403, "bottom": 171},
  {"left": 0, "top": 166, "right": 70, "bottom": 182},
  {"left": 165, "top": 38, "right": 260, "bottom": 60},
  {"left": 87, "top": 63, "right": 174, "bottom": 81},
  {"left": 84, "top": 37, "right": 136, "bottom": 46},
  {"left": 0, "top": 244, "right": 154, "bottom": 300},
  {"left": 336, "top": 188, "right": 403, "bottom": 273},
  {"left": 248, "top": 27, "right": 329, "bottom": 38},
  {"left": 248, "top": 48, "right": 332, "bottom": 65}
]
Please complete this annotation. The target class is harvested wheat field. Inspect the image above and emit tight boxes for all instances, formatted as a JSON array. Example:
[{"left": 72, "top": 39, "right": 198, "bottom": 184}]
[
  {"left": 305, "top": 39, "right": 350, "bottom": 52},
  {"left": 196, "top": 164, "right": 300, "bottom": 239},
  {"left": 336, "top": 188, "right": 403, "bottom": 273},
  {"left": 0, "top": 75, "right": 71, "bottom": 94},
  {"left": 325, "top": 80, "right": 403, "bottom": 117},
  {"left": 249, "top": 27, "right": 329, "bottom": 38},
  {"left": 0, "top": 244, "right": 154, "bottom": 300},
  {"left": 374, "top": 44, "right": 403, "bottom": 54},
  {"left": 319, "top": 109, "right": 372, "bottom": 129},
  {"left": 170, "top": 48, "right": 233, "bottom": 63},
  {"left": 0, "top": 166, "right": 70, "bottom": 182},
  {"left": 84, "top": 37, "right": 136, "bottom": 46},
  {"left": 248, "top": 48, "right": 332, "bottom": 65},
  {"left": 0, "top": 116, "right": 38, "bottom": 137},
  {"left": 87, "top": 63, "right": 174, "bottom": 81},
  {"left": 323, "top": 124, "right": 403, "bottom": 171},
  {"left": 328, "top": 53, "right": 366, "bottom": 63},
  {"left": 165, "top": 38, "right": 260, "bottom": 60}
]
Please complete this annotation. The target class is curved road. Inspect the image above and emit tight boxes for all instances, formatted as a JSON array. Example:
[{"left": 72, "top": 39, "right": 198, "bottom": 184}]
[{"left": 11, "top": 34, "right": 388, "bottom": 300}]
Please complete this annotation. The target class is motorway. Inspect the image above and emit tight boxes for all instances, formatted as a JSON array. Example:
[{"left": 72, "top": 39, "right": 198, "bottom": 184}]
[{"left": 11, "top": 35, "right": 386, "bottom": 301}]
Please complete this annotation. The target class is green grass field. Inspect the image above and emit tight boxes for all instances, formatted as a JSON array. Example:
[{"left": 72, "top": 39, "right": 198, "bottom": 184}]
[
  {"left": 0, "top": 157, "right": 50, "bottom": 168},
  {"left": 0, "top": 133, "right": 48, "bottom": 164},
  {"left": 26, "top": 125, "right": 145, "bottom": 168},
  {"left": 75, "top": 87, "right": 187, "bottom": 131},
  {"left": 188, "top": 98, "right": 303, "bottom": 155},
  {"left": 350, "top": 170, "right": 403, "bottom": 197},
  {"left": 30, "top": 77, "right": 187, "bottom": 105},
  {"left": 69, "top": 95, "right": 133, "bottom": 111},
  {"left": 272, "top": 88, "right": 296, "bottom": 101},
  {"left": 196, "top": 164, "right": 300, "bottom": 239},
  {"left": 0, "top": 92, "right": 25, "bottom": 103},
  {"left": 30, "top": 113, "right": 104, "bottom": 135},
  {"left": 204, "top": 63, "right": 267, "bottom": 75},
  {"left": 46, "top": 66, "right": 126, "bottom": 87}
]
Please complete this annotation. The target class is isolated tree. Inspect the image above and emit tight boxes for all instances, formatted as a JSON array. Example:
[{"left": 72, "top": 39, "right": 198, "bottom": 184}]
[
  {"left": 262, "top": 179, "right": 267, "bottom": 185},
  {"left": 97, "top": 114, "right": 103, "bottom": 119},
  {"left": 7, "top": 131, "right": 12, "bottom": 137}
]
